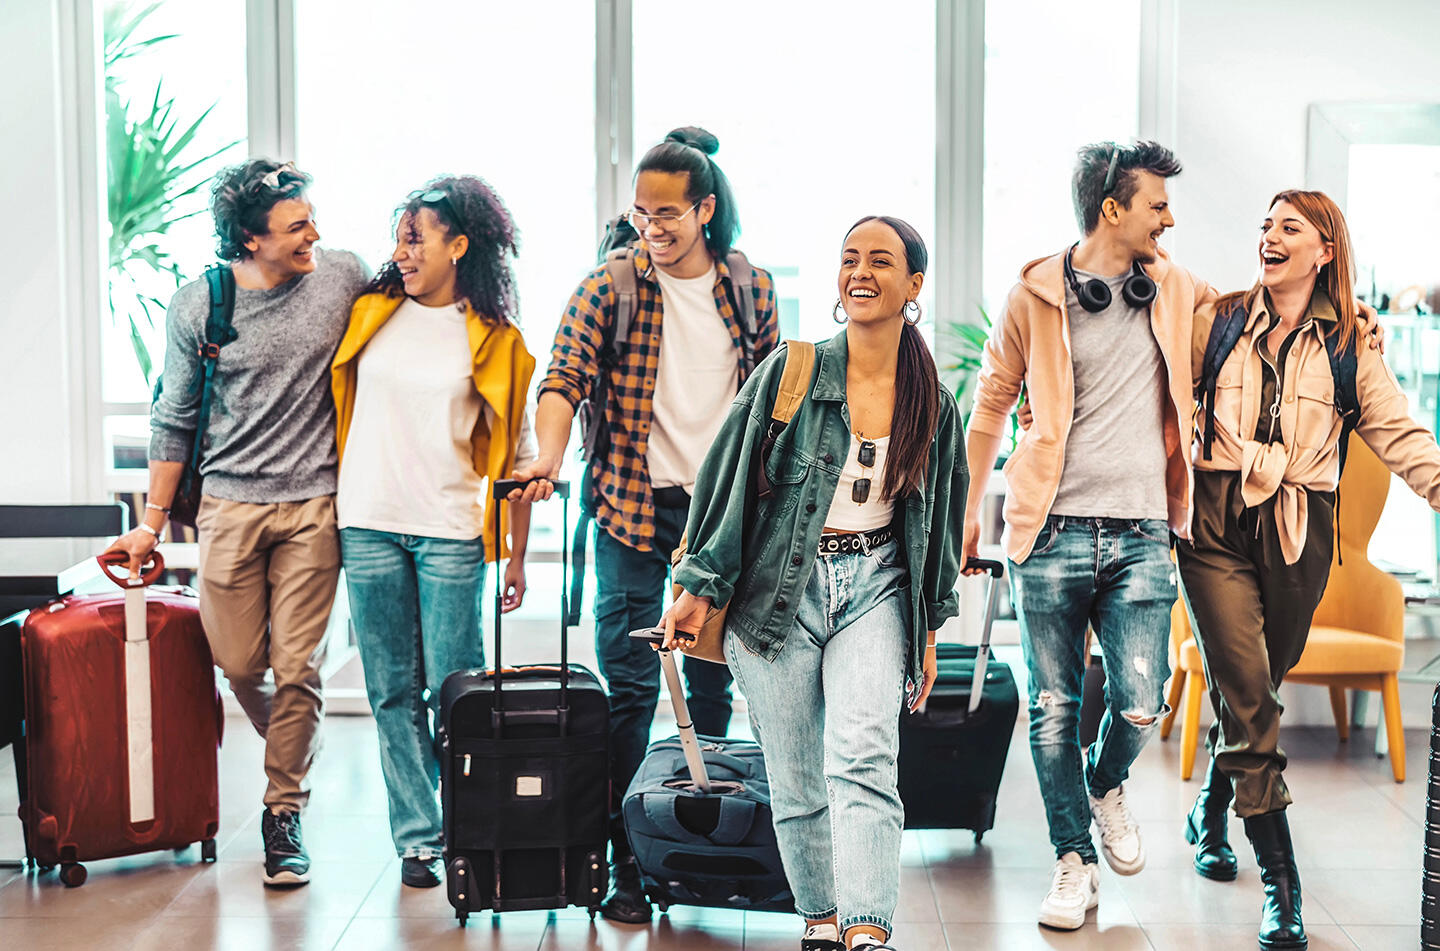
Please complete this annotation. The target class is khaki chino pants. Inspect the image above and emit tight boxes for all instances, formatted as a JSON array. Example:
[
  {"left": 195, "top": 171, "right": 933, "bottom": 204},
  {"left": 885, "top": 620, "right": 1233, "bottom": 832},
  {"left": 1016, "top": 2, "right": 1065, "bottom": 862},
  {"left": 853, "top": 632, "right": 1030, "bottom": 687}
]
[{"left": 196, "top": 494, "right": 339, "bottom": 812}]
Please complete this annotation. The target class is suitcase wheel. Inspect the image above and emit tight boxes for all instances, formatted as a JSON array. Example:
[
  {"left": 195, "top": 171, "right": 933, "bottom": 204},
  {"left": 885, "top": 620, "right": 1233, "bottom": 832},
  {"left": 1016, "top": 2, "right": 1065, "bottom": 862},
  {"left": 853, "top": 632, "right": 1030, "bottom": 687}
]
[
  {"left": 456, "top": 911, "right": 469, "bottom": 927},
  {"left": 588, "top": 908, "right": 596, "bottom": 922},
  {"left": 201, "top": 838, "right": 217, "bottom": 862},
  {"left": 655, "top": 897, "right": 669, "bottom": 914},
  {"left": 974, "top": 832, "right": 984, "bottom": 844},
  {"left": 59, "top": 863, "right": 87, "bottom": 888}
]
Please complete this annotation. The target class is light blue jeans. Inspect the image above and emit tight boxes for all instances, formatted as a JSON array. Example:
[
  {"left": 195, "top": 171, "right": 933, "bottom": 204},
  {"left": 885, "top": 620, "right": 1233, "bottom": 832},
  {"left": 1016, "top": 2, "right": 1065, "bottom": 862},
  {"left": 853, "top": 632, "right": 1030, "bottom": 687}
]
[
  {"left": 725, "top": 538, "right": 910, "bottom": 936},
  {"left": 1009, "top": 516, "right": 1175, "bottom": 863},
  {"left": 340, "top": 527, "right": 487, "bottom": 860}
]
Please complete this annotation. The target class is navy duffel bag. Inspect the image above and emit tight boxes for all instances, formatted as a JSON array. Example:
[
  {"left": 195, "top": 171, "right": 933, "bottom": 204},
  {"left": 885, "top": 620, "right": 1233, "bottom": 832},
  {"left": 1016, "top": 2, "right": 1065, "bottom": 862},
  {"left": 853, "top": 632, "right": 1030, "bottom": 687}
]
[{"left": 621, "top": 648, "right": 793, "bottom": 914}]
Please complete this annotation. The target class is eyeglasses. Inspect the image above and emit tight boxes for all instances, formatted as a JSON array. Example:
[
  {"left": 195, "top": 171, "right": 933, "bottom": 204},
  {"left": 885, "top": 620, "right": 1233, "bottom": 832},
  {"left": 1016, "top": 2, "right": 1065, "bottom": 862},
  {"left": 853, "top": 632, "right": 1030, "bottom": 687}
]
[
  {"left": 851, "top": 439, "right": 877, "bottom": 504},
  {"left": 260, "top": 161, "right": 305, "bottom": 191},
  {"left": 623, "top": 202, "right": 700, "bottom": 230},
  {"left": 1102, "top": 145, "right": 1122, "bottom": 195}
]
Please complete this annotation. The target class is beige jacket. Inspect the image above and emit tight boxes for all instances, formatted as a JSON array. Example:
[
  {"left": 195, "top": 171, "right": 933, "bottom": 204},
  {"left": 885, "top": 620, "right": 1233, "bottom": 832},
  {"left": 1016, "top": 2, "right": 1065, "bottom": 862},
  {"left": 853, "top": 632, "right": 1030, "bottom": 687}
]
[
  {"left": 971, "top": 248, "right": 1216, "bottom": 562},
  {"left": 1193, "top": 290, "right": 1440, "bottom": 563}
]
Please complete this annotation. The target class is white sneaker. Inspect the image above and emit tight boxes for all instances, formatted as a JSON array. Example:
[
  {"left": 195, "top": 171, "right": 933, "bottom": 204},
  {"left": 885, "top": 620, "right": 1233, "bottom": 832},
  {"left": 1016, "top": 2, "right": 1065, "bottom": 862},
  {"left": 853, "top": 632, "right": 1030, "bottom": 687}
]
[
  {"left": 1038, "top": 851, "right": 1100, "bottom": 930},
  {"left": 1089, "top": 784, "right": 1145, "bottom": 874}
]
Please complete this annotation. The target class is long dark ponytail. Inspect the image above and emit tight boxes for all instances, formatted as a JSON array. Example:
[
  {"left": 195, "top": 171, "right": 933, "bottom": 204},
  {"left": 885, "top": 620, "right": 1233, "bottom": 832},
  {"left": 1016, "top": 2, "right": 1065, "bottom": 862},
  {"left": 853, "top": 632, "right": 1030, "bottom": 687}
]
[
  {"left": 634, "top": 126, "right": 740, "bottom": 259},
  {"left": 847, "top": 215, "right": 941, "bottom": 501}
]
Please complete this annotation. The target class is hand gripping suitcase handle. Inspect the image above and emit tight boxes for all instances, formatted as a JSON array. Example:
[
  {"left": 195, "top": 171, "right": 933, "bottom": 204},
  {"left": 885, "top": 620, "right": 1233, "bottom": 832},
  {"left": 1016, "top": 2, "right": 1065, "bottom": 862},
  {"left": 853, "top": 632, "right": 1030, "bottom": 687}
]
[
  {"left": 490, "top": 478, "right": 571, "bottom": 727},
  {"left": 97, "top": 550, "right": 166, "bottom": 589},
  {"left": 657, "top": 647, "right": 712, "bottom": 793},
  {"left": 964, "top": 558, "right": 1005, "bottom": 715}
]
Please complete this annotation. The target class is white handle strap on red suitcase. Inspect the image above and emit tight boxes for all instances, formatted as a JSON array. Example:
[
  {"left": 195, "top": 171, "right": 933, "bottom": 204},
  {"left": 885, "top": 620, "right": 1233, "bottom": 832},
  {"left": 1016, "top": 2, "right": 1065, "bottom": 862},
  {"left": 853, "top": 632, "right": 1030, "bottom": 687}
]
[{"left": 98, "top": 551, "right": 166, "bottom": 825}]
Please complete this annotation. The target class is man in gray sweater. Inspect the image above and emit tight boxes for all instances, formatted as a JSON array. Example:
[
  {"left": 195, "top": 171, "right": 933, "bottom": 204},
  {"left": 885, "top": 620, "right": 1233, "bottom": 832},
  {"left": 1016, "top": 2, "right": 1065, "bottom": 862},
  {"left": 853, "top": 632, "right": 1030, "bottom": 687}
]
[{"left": 106, "top": 159, "right": 368, "bottom": 887}]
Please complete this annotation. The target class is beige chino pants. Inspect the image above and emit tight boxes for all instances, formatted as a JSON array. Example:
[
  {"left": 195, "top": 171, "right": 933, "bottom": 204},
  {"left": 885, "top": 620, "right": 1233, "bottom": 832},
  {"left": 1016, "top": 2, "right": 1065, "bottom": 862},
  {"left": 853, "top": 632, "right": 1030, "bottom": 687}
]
[{"left": 196, "top": 494, "right": 339, "bottom": 812}]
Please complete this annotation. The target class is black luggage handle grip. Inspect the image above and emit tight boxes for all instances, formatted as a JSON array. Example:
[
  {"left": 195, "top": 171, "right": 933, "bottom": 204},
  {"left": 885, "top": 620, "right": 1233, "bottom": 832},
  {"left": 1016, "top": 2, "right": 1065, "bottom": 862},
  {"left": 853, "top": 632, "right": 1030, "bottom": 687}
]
[
  {"left": 493, "top": 478, "right": 570, "bottom": 500},
  {"left": 964, "top": 557, "right": 1004, "bottom": 578}
]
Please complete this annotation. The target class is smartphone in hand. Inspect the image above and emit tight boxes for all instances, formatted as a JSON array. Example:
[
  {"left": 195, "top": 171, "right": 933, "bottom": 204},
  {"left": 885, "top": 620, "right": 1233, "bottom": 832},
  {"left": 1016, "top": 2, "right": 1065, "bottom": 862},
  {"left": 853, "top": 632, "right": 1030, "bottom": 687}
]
[{"left": 628, "top": 627, "right": 695, "bottom": 649}]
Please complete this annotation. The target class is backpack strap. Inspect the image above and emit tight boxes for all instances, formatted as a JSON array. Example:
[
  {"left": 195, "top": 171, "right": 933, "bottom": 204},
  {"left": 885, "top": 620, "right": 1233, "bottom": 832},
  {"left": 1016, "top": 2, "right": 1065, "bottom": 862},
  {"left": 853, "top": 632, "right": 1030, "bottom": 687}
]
[
  {"left": 723, "top": 249, "right": 758, "bottom": 371},
  {"left": 1322, "top": 325, "right": 1362, "bottom": 478},
  {"left": 188, "top": 265, "right": 238, "bottom": 473},
  {"left": 1199, "top": 301, "right": 1250, "bottom": 461},
  {"left": 755, "top": 341, "right": 817, "bottom": 500}
]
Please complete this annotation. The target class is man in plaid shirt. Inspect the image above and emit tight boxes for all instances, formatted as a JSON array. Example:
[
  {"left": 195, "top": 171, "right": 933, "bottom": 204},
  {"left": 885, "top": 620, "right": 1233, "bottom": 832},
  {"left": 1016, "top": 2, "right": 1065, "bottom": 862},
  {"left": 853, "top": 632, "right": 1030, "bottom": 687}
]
[{"left": 515, "top": 127, "right": 778, "bottom": 922}]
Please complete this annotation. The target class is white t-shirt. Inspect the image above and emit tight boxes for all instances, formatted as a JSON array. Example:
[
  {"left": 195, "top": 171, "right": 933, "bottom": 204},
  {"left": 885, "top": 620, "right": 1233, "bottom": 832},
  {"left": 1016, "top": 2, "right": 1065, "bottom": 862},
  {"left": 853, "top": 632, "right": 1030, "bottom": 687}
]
[
  {"left": 647, "top": 264, "right": 741, "bottom": 491},
  {"left": 336, "top": 297, "right": 536, "bottom": 540},
  {"left": 824, "top": 434, "right": 895, "bottom": 531}
]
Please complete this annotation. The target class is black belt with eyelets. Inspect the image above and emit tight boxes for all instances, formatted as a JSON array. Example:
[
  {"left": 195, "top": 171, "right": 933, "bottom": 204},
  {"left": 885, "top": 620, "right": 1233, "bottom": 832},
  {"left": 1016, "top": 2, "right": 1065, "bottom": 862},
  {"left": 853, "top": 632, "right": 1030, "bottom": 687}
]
[{"left": 817, "top": 526, "right": 894, "bottom": 555}]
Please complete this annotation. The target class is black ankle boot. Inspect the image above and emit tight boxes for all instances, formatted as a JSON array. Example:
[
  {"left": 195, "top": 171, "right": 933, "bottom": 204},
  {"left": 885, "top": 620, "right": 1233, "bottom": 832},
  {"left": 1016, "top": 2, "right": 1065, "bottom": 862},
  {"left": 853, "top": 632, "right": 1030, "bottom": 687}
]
[
  {"left": 1244, "top": 810, "right": 1307, "bottom": 950},
  {"left": 599, "top": 858, "right": 652, "bottom": 924},
  {"left": 1184, "top": 760, "right": 1237, "bottom": 881}
]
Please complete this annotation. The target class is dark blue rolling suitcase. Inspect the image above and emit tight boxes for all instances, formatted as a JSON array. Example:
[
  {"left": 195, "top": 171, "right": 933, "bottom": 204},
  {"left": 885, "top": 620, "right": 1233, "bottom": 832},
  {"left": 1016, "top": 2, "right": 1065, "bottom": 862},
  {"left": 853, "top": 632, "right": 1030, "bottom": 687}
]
[{"left": 622, "top": 646, "right": 793, "bottom": 913}]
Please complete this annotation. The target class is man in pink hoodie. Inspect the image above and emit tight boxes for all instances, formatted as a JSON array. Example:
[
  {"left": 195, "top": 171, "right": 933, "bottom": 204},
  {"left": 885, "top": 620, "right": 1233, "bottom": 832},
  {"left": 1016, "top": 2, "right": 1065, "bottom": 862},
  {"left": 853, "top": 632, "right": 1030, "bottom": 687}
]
[{"left": 962, "top": 142, "right": 1215, "bottom": 931}]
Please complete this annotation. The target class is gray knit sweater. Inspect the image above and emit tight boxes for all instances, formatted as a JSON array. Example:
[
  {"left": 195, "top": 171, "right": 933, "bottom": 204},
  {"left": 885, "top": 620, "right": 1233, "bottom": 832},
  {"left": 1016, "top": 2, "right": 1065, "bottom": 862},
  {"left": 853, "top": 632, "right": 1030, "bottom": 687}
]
[{"left": 149, "top": 248, "right": 370, "bottom": 503}]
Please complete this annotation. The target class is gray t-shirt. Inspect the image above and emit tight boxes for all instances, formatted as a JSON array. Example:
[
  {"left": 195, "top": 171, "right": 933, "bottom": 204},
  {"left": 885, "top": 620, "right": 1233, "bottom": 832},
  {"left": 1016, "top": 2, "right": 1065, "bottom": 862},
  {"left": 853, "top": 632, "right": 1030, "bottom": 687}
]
[
  {"left": 149, "top": 247, "right": 370, "bottom": 503},
  {"left": 1049, "top": 267, "right": 1169, "bottom": 520}
]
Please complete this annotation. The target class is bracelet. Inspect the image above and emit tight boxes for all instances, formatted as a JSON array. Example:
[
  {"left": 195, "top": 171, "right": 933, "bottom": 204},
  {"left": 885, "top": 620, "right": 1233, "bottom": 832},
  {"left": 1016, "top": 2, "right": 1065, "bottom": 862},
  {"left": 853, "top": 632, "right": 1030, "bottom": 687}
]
[
  {"left": 138, "top": 523, "right": 165, "bottom": 544},
  {"left": 145, "top": 502, "right": 170, "bottom": 514}
]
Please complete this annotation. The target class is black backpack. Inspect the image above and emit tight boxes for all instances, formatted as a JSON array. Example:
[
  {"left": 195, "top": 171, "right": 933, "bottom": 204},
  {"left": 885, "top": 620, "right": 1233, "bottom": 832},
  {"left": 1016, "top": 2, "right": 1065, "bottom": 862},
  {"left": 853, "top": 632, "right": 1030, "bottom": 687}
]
[{"left": 1198, "top": 299, "right": 1362, "bottom": 476}]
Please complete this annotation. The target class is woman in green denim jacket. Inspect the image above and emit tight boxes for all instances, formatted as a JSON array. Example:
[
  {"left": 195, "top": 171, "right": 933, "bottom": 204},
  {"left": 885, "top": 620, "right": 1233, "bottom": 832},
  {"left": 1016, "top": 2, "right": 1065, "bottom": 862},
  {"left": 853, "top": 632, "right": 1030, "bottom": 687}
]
[{"left": 662, "top": 217, "right": 968, "bottom": 950}]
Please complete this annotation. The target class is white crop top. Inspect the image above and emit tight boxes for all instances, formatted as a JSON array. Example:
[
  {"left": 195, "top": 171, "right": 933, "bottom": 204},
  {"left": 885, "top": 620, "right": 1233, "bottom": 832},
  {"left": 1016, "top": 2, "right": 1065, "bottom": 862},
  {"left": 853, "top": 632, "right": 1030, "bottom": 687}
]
[{"left": 823, "top": 433, "right": 894, "bottom": 532}]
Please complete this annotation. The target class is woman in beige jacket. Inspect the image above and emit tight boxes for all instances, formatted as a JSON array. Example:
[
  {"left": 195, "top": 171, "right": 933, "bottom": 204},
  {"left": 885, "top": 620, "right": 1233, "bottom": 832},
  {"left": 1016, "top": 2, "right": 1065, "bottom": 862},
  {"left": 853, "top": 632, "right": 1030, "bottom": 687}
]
[{"left": 1177, "top": 189, "right": 1440, "bottom": 951}]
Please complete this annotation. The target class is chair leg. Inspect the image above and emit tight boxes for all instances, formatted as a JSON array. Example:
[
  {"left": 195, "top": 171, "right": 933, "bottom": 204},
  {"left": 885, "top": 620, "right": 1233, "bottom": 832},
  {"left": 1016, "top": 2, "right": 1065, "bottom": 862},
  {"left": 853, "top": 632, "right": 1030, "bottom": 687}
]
[
  {"left": 1181, "top": 668, "right": 1206, "bottom": 781},
  {"left": 1329, "top": 686, "right": 1349, "bottom": 742},
  {"left": 1380, "top": 675, "right": 1406, "bottom": 783},
  {"left": 1161, "top": 670, "right": 1185, "bottom": 740}
]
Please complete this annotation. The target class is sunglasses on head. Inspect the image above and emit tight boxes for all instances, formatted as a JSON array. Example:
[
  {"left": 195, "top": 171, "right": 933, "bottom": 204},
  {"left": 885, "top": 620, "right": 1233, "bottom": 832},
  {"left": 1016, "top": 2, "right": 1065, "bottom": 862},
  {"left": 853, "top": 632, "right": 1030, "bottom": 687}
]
[{"left": 260, "top": 161, "right": 305, "bottom": 192}]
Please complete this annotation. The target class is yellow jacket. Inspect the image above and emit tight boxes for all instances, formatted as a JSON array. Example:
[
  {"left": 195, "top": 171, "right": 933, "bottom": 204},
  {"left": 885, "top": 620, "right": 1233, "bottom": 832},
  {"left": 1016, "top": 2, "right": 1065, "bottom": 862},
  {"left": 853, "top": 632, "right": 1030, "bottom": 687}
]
[{"left": 332, "top": 292, "right": 537, "bottom": 562}]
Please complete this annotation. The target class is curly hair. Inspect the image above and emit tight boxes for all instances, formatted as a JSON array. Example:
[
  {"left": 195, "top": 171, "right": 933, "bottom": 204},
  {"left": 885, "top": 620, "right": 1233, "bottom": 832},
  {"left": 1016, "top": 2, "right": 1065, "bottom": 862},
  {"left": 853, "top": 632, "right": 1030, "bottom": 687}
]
[
  {"left": 210, "top": 158, "right": 312, "bottom": 261},
  {"left": 365, "top": 175, "right": 520, "bottom": 326}
]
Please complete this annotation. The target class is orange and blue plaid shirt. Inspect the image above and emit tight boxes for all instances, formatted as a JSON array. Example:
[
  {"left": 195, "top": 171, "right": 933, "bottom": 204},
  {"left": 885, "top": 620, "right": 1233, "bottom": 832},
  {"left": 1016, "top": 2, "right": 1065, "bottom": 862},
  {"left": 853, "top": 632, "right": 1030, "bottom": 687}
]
[{"left": 540, "top": 246, "right": 779, "bottom": 552}]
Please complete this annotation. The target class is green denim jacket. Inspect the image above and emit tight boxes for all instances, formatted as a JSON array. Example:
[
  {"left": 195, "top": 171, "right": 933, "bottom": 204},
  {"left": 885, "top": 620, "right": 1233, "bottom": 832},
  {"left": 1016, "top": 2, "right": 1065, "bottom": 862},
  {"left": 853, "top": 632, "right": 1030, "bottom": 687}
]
[{"left": 674, "top": 330, "right": 970, "bottom": 681}]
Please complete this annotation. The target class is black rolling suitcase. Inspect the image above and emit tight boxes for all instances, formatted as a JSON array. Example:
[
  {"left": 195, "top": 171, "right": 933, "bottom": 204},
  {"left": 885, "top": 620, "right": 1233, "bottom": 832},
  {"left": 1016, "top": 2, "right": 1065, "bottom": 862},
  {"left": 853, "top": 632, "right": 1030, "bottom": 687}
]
[
  {"left": 621, "top": 642, "right": 793, "bottom": 913},
  {"left": 898, "top": 558, "right": 1019, "bottom": 839},
  {"left": 437, "top": 480, "right": 609, "bottom": 923}
]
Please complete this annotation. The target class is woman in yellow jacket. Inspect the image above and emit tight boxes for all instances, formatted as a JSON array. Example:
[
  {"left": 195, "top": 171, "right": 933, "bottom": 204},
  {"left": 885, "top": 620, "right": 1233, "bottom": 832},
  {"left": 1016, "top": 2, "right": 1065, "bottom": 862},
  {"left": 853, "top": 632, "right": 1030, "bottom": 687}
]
[
  {"left": 331, "top": 176, "right": 536, "bottom": 889},
  {"left": 1177, "top": 189, "right": 1440, "bottom": 951}
]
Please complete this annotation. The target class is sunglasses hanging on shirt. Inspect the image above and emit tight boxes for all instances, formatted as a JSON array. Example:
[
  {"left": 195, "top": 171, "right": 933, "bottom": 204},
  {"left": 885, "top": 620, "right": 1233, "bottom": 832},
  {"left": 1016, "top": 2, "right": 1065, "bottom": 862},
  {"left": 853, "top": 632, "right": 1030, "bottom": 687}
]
[{"left": 852, "top": 439, "right": 876, "bottom": 503}]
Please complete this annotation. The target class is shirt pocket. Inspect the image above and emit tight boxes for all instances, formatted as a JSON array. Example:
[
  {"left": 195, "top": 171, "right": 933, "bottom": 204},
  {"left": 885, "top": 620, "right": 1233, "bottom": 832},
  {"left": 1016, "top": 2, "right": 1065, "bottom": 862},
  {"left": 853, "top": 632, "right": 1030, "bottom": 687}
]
[
  {"left": 1293, "top": 362, "right": 1337, "bottom": 450},
  {"left": 1212, "top": 369, "right": 1245, "bottom": 439}
]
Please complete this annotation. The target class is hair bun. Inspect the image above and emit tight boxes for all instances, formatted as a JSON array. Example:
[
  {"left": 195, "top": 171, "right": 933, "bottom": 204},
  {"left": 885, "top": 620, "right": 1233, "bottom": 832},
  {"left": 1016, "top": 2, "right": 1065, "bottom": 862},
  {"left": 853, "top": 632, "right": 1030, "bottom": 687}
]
[{"left": 665, "top": 126, "right": 719, "bottom": 156}]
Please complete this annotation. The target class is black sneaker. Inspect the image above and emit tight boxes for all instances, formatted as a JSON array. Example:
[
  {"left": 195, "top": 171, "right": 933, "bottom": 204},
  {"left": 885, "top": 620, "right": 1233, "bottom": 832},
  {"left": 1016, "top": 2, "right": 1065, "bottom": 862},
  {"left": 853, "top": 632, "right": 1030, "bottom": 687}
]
[
  {"left": 261, "top": 808, "right": 310, "bottom": 887},
  {"left": 401, "top": 856, "right": 443, "bottom": 888},
  {"left": 598, "top": 858, "right": 652, "bottom": 923}
]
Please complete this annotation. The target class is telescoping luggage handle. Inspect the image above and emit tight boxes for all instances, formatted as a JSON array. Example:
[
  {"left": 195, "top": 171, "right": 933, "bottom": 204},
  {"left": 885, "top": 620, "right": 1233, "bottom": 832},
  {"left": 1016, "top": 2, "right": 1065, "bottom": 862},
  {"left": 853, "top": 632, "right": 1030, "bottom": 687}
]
[
  {"left": 489, "top": 479, "right": 570, "bottom": 735},
  {"left": 965, "top": 557, "right": 1005, "bottom": 715},
  {"left": 96, "top": 550, "right": 167, "bottom": 825},
  {"left": 655, "top": 646, "right": 713, "bottom": 795}
]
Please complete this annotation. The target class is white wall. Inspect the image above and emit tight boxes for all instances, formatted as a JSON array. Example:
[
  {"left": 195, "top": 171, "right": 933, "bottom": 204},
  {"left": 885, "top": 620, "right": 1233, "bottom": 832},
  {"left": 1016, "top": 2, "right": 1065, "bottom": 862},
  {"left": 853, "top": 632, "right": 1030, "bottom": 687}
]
[
  {"left": 1165, "top": 0, "right": 1440, "bottom": 290},
  {"left": 0, "top": 1, "right": 100, "bottom": 504}
]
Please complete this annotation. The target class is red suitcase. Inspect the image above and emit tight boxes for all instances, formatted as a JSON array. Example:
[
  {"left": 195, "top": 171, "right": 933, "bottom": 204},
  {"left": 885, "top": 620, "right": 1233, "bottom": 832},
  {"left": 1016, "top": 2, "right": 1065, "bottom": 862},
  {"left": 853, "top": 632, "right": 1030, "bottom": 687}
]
[{"left": 19, "top": 551, "right": 222, "bottom": 885}]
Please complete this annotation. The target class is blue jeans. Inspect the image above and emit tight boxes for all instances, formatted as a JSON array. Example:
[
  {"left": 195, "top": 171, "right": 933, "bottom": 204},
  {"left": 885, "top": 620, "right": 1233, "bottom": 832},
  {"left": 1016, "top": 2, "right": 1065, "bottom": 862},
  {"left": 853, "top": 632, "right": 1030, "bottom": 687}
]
[
  {"left": 1010, "top": 516, "right": 1174, "bottom": 863},
  {"left": 340, "top": 528, "right": 487, "bottom": 859},
  {"left": 725, "top": 538, "right": 909, "bottom": 936},
  {"left": 593, "top": 501, "right": 734, "bottom": 858}
]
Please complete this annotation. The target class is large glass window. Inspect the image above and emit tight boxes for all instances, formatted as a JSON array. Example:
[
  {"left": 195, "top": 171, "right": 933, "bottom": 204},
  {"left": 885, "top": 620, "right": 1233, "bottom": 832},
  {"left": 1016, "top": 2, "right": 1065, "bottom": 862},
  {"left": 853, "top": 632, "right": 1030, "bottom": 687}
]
[
  {"left": 294, "top": 1, "right": 596, "bottom": 343},
  {"left": 982, "top": 0, "right": 1140, "bottom": 313},
  {"left": 102, "top": 1, "right": 248, "bottom": 480},
  {"left": 632, "top": 0, "right": 937, "bottom": 346}
]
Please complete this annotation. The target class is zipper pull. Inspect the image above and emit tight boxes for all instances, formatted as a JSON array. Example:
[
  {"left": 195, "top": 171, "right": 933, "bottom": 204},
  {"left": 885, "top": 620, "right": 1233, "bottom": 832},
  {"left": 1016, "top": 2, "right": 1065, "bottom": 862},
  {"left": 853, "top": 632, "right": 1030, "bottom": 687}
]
[{"left": 462, "top": 754, "right": 472, "bottom": 777}]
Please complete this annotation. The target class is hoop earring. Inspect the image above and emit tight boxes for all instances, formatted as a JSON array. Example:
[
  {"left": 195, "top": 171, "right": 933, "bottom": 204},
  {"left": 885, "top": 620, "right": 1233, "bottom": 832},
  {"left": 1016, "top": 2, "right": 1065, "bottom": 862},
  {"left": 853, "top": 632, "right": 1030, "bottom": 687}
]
[
  {"left": 833, "top": 299, "right": 848, "bottom": 324},
  {"left": 903, "top": 299, "right": 922, "bottom": 325}
]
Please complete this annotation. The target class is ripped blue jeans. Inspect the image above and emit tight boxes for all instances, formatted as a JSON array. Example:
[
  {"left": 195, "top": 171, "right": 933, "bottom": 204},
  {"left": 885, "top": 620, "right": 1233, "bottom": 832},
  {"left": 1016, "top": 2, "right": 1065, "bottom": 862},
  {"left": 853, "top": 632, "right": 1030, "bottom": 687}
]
[{"left": 1010, "top": 516, "right": 1175, "bottom": 863}]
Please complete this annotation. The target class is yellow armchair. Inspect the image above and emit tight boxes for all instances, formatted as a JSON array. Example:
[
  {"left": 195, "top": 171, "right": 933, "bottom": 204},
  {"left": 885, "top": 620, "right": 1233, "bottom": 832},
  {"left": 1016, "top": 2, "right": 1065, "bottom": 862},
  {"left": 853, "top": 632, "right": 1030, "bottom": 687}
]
[{"left": 1161, "top": 432, "right": 1407, "bottom": 782}]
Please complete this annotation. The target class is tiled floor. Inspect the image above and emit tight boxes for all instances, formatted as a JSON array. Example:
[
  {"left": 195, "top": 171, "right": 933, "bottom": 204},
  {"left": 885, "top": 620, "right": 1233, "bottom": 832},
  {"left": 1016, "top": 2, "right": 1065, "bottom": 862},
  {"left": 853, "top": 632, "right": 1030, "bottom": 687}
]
[{"left": 0, "top": 645, "right": 1430, "bottom": 950}]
